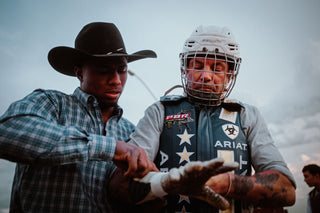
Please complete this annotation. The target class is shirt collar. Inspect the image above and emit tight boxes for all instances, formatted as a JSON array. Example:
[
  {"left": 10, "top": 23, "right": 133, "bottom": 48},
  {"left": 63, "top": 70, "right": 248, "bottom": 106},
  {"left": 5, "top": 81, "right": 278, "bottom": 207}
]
[
  {"left": 73, "top": 87, "right": 123, "bottom": 120},
  {"left": 74, "top": 87, "right": 96, "bottom": 106}
]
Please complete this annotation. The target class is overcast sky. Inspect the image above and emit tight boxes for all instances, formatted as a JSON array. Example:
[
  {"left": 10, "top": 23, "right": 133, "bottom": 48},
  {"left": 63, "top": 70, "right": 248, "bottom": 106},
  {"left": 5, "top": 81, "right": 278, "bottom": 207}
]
[{"left": 1, "top": 0, "right": 320, "bottom": 212}]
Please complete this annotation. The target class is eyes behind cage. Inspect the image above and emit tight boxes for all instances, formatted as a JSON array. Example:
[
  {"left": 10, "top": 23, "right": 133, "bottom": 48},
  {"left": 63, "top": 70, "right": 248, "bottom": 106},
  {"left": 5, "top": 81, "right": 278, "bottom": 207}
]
[{"left": 190, "top": 60, "right": 227, "bottom": 72}]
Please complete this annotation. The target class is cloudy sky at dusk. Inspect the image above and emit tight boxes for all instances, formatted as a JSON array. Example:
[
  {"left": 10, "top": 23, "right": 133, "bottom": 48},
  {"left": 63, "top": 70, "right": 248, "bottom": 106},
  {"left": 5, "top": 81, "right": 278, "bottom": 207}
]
[{"left": 1, "top": 0, "right": 319, "bottom": 212}]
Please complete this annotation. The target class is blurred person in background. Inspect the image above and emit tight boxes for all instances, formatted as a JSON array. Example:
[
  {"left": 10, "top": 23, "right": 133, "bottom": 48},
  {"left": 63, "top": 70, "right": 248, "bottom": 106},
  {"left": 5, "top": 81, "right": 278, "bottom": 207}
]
[{"left": 302, "top": 164, "right": 320, "bottom": 213}]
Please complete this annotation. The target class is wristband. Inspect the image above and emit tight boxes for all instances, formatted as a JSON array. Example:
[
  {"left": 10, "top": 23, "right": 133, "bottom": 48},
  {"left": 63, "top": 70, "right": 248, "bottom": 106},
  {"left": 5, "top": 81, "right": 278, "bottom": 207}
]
[
  {"left": 150, "top": 172, "right": 168, "bottom": 197},
  {"left": 225, "top": 173, "right": 232, "bottom": 197}
]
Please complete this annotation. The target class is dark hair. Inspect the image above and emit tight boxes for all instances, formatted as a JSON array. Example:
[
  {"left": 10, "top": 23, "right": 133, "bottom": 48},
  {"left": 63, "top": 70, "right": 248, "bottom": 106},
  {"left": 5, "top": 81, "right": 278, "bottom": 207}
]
[{"left": 302, "top": 164, "right": 320, "bottom": 176}]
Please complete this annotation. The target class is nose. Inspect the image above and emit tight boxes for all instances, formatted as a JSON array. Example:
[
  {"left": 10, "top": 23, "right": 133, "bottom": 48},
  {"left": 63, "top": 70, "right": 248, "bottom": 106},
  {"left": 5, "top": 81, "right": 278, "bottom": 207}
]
[
  {"left": 200, "top": 70, "right": 213, "bottom": 83},
  {"left": 108, "top": 70, "right": 121, "bottom": 85}
]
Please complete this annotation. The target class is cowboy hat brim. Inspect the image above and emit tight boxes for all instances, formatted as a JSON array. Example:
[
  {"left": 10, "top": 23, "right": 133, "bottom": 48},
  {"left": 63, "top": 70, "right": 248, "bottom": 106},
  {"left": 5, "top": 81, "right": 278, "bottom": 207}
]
[{"left": 48, "top": 46, "right": 157, "bottom": 76}]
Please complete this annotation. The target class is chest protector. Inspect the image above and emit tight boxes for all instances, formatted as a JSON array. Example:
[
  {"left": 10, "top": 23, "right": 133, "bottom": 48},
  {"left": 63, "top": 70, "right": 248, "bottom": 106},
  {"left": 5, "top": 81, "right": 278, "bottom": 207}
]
[{"left": 155, "top": 96, "right": 252, "bottom": 213}]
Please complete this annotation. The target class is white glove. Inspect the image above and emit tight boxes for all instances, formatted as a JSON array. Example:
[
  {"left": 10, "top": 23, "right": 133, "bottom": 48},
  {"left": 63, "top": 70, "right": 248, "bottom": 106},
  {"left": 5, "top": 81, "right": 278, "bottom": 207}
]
[{"left": 138, "top": 158, "right": 238, "bottom": 210}]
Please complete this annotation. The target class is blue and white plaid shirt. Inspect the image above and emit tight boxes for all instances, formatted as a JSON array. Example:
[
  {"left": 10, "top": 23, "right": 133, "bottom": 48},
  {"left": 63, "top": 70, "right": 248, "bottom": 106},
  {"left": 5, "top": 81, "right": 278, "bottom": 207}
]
[{"left": 0, "top": 87, "right": 135, "bottom": 212}]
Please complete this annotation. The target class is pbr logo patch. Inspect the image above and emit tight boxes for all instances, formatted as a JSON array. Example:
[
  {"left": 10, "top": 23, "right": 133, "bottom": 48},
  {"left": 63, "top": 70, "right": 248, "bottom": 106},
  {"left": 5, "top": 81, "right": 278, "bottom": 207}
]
[
  {"left": 165, "top": 109, "right": 194, "bottom": 133},
  {"left": 222, "top": 124, "right": 239, "bottom": 140}
]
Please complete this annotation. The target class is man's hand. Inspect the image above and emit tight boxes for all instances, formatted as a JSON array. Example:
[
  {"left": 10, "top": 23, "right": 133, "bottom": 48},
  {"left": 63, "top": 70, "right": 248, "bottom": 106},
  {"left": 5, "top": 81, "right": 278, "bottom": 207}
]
[
  {"left": 139, "top": 158, "right": 238, "bottom": 210},
  {"left": 113, "top": 141, "right": 159, "bottom": 178}
]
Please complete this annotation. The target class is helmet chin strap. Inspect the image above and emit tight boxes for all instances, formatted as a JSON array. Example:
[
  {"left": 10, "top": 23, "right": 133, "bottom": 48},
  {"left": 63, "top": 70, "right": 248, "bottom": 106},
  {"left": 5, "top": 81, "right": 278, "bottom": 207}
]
[
  {"left": 186, "top": 89, "right": 224, "bottom": 106},
  {"left": 187, "top": 95, "right": 223, "bottom": 107}
]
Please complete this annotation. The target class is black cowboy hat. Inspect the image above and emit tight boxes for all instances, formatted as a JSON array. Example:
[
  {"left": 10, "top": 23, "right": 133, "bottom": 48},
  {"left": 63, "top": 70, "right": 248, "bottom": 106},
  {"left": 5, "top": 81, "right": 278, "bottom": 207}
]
[{"left": 48, "top": 22, "right": 157, "bottom": 76}]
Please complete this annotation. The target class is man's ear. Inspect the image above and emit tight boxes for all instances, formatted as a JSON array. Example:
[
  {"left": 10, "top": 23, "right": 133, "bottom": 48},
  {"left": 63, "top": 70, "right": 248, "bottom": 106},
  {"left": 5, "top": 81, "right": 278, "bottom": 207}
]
[{"left": 74, "top": 66, "right": 83, "bottom": 82}]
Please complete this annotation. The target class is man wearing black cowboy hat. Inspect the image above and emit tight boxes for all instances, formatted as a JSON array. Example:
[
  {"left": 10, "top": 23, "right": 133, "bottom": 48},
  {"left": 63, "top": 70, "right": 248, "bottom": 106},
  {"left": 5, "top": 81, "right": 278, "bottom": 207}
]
[{"left": 0, "top": 22, "right": 158, "bottom": 212}]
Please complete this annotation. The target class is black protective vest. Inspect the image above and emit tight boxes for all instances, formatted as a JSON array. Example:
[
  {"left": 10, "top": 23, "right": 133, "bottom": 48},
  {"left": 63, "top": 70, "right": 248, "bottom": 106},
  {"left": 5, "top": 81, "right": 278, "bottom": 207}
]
[{"left": 155, "top": 96, "right": 251, "bottom": 213}]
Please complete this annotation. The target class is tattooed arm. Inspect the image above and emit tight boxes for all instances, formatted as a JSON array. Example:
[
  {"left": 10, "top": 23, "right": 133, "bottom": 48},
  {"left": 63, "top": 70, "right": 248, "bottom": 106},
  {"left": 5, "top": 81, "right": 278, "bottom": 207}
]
[
  {"left": 214, "top": 104, "right": 296, "bottom": 207},
  {"left": 206, "top": 169, "right": 295, "bottom": 207}
]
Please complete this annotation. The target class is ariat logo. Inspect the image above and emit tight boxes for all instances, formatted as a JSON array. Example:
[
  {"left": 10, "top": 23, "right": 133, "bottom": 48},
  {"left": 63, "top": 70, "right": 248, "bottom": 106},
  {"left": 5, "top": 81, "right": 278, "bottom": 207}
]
[
  {"left": 165, "top": 110, "right": 194, "bottom": 133},
  {"left": 222, "top": 124, "right": 239, "bottom": 140}
]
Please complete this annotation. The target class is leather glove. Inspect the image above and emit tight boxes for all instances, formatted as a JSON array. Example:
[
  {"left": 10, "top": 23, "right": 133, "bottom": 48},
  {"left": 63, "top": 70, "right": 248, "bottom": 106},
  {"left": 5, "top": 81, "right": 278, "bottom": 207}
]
[{"left": 138, "top": 158, "right": 238, "bottom": 210}]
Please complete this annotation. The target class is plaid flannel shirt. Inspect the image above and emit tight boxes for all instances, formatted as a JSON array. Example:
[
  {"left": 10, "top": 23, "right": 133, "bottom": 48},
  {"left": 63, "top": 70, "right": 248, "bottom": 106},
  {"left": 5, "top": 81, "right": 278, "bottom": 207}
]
[{"left": 0, "top": 87, "right": 135, "bottom": 212}]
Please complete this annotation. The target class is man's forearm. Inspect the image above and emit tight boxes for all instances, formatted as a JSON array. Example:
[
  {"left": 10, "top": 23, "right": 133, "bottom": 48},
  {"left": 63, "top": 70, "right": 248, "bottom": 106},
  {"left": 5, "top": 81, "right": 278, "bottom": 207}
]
[
  {"left": 0, "top": 116, "right": 116, "bottom": 165},
  {"left": 227, "top": 170, "right": 295, "bottom": 207}
]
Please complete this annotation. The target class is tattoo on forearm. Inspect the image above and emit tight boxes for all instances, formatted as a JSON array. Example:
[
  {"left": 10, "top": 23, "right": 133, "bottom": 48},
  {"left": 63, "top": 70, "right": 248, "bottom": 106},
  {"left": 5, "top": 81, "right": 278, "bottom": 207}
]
[
  {"left": 234, "top": 172, "right": 289, "bottom": 207},
  {"left": 255, "top": 173, "right": 279, "bottom": 191},
  {"left": 233, "top": 176, "right": 254, "bottom": 196},
  {"left": 233, "top": 173, "right": 280, "bottom": 197}
]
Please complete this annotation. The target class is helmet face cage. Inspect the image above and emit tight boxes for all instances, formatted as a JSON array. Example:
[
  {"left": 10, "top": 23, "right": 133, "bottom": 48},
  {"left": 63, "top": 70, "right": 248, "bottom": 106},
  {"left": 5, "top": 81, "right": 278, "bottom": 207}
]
[
  {"left": 180, "top": 25, "right": 241, "bottom": 106},
  {"left": 181, "top": 52, "right": 240, "bottom": 106}
]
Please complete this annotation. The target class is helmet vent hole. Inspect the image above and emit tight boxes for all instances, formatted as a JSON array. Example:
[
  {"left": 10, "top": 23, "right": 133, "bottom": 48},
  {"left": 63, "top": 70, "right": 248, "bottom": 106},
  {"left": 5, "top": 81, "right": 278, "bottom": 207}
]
[
  {"left": 202, "top": 47, "right": 208, "bottom": 52},
  {"left": 187, "top": 41, "right": 195, "bottom": 47}
]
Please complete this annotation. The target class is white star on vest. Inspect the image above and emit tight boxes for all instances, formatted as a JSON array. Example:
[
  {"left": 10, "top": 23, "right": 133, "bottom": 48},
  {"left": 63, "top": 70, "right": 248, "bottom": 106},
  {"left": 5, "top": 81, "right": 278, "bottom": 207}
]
[
  {"left": 177, "top": 129, "right": 194, "bottom": 145},
  {"left": 176, "top": 146, "right": 194, "bottom": 164},
  {"left": 179, "top": 195, "right": 190, "bottom": 204}
]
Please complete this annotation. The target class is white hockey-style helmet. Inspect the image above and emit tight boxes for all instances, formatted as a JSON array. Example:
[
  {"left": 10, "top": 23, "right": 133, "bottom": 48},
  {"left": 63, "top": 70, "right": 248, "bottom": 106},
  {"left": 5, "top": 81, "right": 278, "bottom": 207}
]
[{"left": 180, "top": 25, "right": 241, "bottom": 106}]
